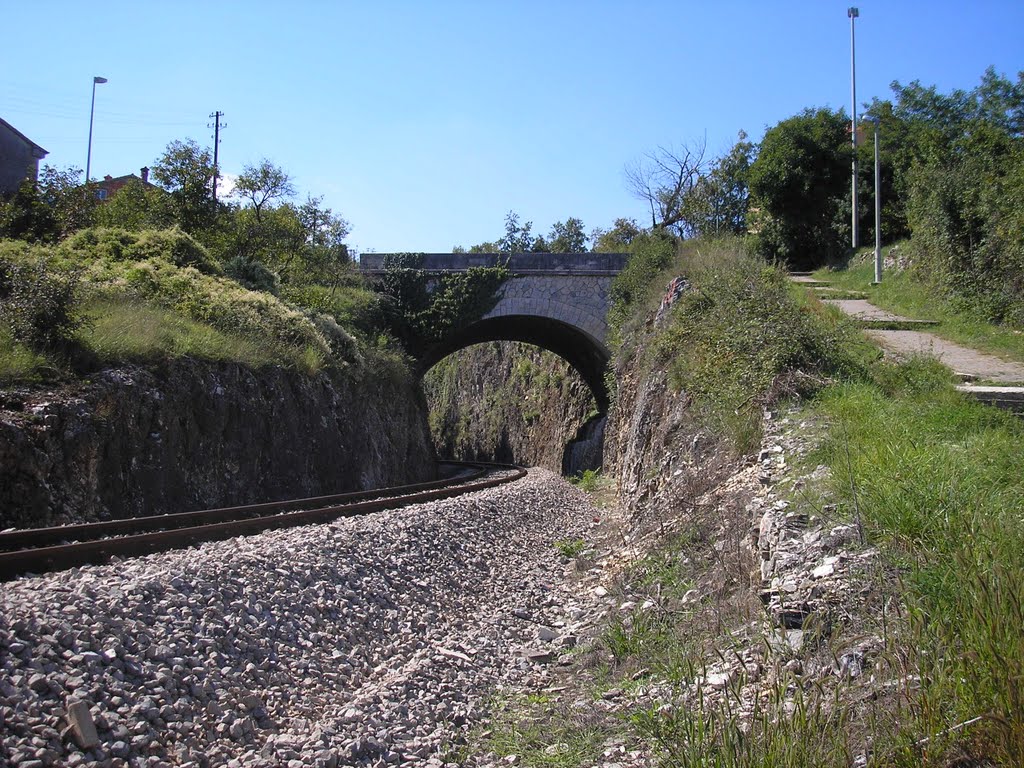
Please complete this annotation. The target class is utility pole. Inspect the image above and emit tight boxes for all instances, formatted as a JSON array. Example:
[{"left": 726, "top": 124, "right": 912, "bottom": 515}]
[
  {"left": 208, "top": 111, "right": 226, "bottom": 202},
  {"left": 848, "top": 7, "right": 860, "bottom": 249}
]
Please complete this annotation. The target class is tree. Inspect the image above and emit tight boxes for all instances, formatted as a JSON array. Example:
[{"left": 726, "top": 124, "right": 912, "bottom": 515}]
[
  {"left": 0, "top": 180, "right": 56, "bottom": 241},
  {"left": 591, "top": 217, "right": 641, "bottom": 252},
  {"left": 151, "top": 139, "right": 217, "bottom": 233},
  {"left": 37, "top": 166, "right": 98, "bottom": 237},
  {"left": 891, "top": 69, "right": 1024, "bottom": 324},
  {"left": 458, "top": 211, "right": 581, "bottom": 254},
  {"left": 227, "top": 203, "right": 304, "bottom": 278},
  {"left": 546, "top": 217, "right": 588, "bottom": 251},
  {"left": 0, "top": 166, "right": 99, "bottom": 242},
  {"left": 95, "top": 177, "right": 174, "bottom": 231},
  {"left": 498, "top": 210, "right": 534, "bottom": 253},
  {"left": 233, "top": 159, "right": 295, "bottom": 223},
  {"left": 748, "top": 108, "right": 851, "bottom": 269},
  {"left": 461, "top": 241, "right": 496, "bottom": 253},
  {"left": 296, "top": 195, "right": 352, "bottom": 284},
  {"left": 625, "top": 139, "right": 708, "bottom": 233},
  {"left": 859, "top": 68, "right": 1024, "bottom": 244},
  {"left": 678, "top": 132, "right": 755, "bottom": 238}
]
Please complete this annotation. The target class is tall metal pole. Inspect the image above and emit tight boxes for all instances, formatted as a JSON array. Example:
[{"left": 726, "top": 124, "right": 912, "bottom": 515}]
[
  {"left": 85, "top": 77, "right": 107, "bottom": 182},
  {"left": 873, "top": 119, "right": 882, "bottom": 283},
  {"left": 848, "top": 7, "right": 860, "bottom": 249}
]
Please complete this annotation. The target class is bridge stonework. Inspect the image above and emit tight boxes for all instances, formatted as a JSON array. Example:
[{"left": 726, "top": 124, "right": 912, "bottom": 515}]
[
  {"left": 483, "top": 273, "right": 612, "bottom": 347},
  {"left": 360, "top": 253, "right": 628, "bottom": 410}
]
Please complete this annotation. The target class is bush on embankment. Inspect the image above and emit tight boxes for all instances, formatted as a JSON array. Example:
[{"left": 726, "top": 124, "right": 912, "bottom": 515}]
[
  {"left": 0, "top": 227, "right": 407, "bottom": 384},
  {"left": 609, "top": 234, "right": 872, "bottom": 451}
]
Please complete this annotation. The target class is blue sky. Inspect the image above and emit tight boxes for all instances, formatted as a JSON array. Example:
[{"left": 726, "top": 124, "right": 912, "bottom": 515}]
[{"left": 3, "top": 1, "right": 1022, "bottom": 253}]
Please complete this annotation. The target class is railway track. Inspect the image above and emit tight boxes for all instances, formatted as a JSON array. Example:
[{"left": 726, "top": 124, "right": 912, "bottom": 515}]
[{"left": 0, "top": 461, "right": 526, "bottom": 581}]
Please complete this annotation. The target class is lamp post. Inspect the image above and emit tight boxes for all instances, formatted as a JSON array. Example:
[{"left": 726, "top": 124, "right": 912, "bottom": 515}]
[
  {"left": 86, "top": 76, "right": 108, "bottom": 183},
  {"left": 866, "top": 116, "right": 882, "bottom": 283},
  {"left": 848, "top": 7, "right": 859, "bottom": 249}
]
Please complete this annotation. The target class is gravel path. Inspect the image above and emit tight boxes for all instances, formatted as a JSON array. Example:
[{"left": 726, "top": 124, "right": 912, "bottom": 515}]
[
  {"left": 865, "top": 329, "right": 1024, "bottom": 383},
  {"left": 820, "top": 299, "right": 929, "bottom": 323},
  {"left": 0, "top": 469, "right": 597, "bottom": 768}
]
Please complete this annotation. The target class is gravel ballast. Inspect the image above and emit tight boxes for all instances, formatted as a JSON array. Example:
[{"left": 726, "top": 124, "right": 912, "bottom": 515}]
[{"left": 0, "top": 469, "right": 597, "bottom": 767}]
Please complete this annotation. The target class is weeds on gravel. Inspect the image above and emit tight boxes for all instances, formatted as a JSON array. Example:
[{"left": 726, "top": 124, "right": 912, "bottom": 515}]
[
  {"left": 603, "top": 609, "right": 681, "bottom": 675},
  {"left": 570, "top": 469, "right": 601, "bottom": 492},
  {"left": 469, "top": 693, "right": 608, "bottom": 768},
  {"left": 630, "top": 533, "right": 697, "bottom": 601},
  {"left": 554, "top": 538, "right": 586, "bottom": 559},
  {"left": 631, "top": 673, "right": 855, "bottom": 768}
]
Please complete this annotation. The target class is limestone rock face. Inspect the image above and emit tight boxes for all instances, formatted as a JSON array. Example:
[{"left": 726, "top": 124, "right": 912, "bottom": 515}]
[
  {"left": 0, "top": 359, "right": 435, "bottom": 528},
  {"left": 603, "top": 351, "right": 733, "bottom": 525},
  {"left": 423, "top": 341, "right": 596, "bottom": 473}
]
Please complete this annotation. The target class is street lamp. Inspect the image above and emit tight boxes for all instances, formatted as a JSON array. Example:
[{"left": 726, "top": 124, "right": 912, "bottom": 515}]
[
  {"left": 86, "top": 76, "right": 108, "bottom": 183},
  {"left": 865, "top": 116, "right": 882, "bottom": 283},
  {"left": 848, "top": 7, "right": 859, "bottom": 249}
]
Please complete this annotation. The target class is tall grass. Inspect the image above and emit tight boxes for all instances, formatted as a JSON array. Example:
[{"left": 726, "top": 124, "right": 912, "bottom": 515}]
[
  {"left": 814, "top": 356, "right": 1024, "bottom": 764},
  {"left": 81, "top": 300, "right": 316, "bottom": 371},
  {"left": 632, "top": 676, "right": 854, "bottom": 768},
  {"left": 0, "top": 328, "right": 49, "bottom": 384}
]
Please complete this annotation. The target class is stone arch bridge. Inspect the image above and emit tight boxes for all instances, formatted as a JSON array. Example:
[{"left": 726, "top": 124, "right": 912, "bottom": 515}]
[{"left": 359, "top": 253, "right": 628, "bottom": 410}]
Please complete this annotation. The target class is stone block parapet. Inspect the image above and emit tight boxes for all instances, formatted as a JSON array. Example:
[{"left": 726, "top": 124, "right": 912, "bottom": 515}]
[{"left": 360, "top": 252, "right": 628, "bottom": 275}]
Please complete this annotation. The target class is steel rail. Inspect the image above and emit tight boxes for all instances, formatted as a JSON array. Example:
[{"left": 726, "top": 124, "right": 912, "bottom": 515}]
[
  {"left": 0, "top": 462, "right": 526, "bottom": 581},
  {"left": 0, "top": 462, "right": 486, "bottom": 553}
]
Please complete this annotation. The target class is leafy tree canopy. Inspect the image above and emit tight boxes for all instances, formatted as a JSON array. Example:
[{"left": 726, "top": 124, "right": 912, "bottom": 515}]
[
  {"left": 151, "top": 139, "right": 217, "bottom": 234},
  {"left": 591, "top": 218, "right": 641, "bottom": 253},
  {"left": 748, "top": 107, "right": 851, "bottom": 268}
]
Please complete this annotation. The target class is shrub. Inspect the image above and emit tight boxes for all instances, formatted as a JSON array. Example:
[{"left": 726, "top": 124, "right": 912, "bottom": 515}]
[
  {"left": 224, "top": 255, "right": 280, "bottom": 294},
  {"left": 607, "top": 231, "right": 676, "bottom": 346},
  {"left": 57, "top": 227, "right": 221, "bottom": 275},
  {"left": 612, "top": 236, "right": 869, "bottom": 451},
  {"left": 0, "top": 256, "right": 83, "bottom": 352}
]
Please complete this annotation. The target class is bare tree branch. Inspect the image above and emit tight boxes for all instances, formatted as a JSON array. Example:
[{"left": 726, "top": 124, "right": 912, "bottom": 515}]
[{"left": 624, "top": 138, "right": 709, "bottom": 234}]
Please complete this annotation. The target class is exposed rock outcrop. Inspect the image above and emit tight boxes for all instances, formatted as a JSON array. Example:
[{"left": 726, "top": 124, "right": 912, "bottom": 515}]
[{"left": 604, "top": 353, "right": 735, "bottom": 525}]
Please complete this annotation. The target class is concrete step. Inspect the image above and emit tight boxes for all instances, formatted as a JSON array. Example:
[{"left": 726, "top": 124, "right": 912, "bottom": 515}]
[
  {"left": 788, "top": 274, "right": 831, "bottom": 287},
  {"left": 957, "top": 385, "right": 1024, "bottom": 415}
]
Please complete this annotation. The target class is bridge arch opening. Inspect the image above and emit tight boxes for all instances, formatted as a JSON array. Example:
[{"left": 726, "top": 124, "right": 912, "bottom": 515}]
[{"left": 417, "top": 314, "right": 611, "bottom": 412}]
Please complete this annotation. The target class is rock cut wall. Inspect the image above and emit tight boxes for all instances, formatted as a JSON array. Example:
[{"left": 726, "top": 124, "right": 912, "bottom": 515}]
[{"left": 0, "top": 359, "right": 435, "bottom": 528}]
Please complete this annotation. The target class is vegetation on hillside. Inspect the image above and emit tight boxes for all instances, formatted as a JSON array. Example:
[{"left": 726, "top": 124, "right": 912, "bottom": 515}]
[
  {"left": 0, "top": 142, "right": 513, "bottom": 384},
  {"left": 474, "top": 231, "right": 1024, "bottom": 764},
  {"left": 0, "top": 137, "right": 402, "bottom": 384},
  {"left": 0, "top": 228, "right": 381, "bottom": 381},
  {"left": 621, "top": 67, "right": 1023, "bottom": 330},
  {"left": 608, "top": 235, "right": 872, "bottom": 450}
]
